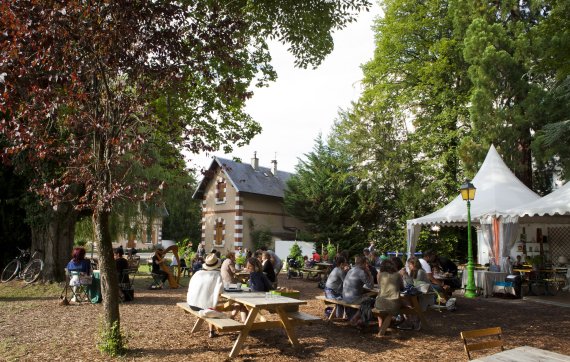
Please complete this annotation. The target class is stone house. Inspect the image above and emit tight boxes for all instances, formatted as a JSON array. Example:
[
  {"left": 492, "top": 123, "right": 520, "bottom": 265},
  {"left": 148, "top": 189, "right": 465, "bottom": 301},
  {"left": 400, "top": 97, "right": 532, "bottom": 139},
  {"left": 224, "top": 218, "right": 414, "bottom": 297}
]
[{"left": 193, "top": 153, "right": 306, "bottom": 253}]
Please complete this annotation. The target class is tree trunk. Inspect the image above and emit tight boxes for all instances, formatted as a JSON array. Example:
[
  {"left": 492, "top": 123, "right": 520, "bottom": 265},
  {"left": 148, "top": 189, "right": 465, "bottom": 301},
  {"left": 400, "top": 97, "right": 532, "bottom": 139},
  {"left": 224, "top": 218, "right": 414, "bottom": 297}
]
[
  {"left": 93, "top": 209, "right": 121, "bottom": 328},
  {"left": 516, "top": 137, "right": 533, "bottom": 189},
  {"left": 31, "top": 203, "right": 78, "bottom": 282}
]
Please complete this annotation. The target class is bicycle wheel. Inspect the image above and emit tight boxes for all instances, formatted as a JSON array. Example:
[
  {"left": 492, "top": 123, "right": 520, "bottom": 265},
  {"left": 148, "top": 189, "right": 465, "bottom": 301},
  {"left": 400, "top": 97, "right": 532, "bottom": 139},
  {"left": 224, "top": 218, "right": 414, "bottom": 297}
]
[
  {"left": 23, "top": 259, "right": 44, "bottom": 284},
  {"left": 1, "top": 260, "right": 20, "bottom": 282}
]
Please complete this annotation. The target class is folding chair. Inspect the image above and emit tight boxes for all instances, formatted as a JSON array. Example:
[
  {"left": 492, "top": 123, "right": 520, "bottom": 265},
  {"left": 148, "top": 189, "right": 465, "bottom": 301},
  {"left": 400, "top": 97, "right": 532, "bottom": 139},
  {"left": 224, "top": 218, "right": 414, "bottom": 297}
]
[
  {"left": 149, "top": 272, "right": 164, "bottom": 289},
  {"left": 118, "top": 268, "right": 137, "bottom": 302},
  {"left": 66, "top": 269, "right": 93, "bottom": 303},
  {"left": 460, "top": 326, "right": 504, "bottom": 360}
]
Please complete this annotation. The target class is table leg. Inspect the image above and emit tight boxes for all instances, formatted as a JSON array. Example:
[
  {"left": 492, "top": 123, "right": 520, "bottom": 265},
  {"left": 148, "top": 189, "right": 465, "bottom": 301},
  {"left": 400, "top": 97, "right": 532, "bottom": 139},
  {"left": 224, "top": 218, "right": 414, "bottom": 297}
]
[
  {"left": 411, "top": 296, "right": 429, "bottom": 328},
  {"left": 276, "top": 306, "right": 300, "bottom": 348},
  {"left": 229, "top": 307, "right": 259, "bottom": 358},
  {"left": 191, "top": 318, "right": 204, "bottom": 333}
]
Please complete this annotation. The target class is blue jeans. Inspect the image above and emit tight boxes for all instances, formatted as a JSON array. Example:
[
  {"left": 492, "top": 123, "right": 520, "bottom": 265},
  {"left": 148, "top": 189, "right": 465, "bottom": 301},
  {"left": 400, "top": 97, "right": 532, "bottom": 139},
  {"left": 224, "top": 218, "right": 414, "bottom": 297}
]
[{"left": 324, "top": 288, "right": 344, "bottom": 318}]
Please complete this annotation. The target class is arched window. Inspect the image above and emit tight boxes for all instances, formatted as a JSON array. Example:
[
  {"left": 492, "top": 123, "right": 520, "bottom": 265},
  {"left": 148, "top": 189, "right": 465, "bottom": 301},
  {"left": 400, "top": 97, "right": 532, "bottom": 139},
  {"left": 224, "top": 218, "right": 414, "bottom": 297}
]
[{"left": 214, "top": 219, "right": 225, "bottom": 246}]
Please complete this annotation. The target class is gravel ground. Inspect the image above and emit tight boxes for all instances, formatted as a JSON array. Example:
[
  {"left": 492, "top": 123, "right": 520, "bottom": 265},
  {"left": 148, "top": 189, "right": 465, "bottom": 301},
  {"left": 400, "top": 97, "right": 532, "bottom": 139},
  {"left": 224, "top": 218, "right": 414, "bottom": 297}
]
[{"left": 0, "top": 275, "right": 569, "bottom": 361}]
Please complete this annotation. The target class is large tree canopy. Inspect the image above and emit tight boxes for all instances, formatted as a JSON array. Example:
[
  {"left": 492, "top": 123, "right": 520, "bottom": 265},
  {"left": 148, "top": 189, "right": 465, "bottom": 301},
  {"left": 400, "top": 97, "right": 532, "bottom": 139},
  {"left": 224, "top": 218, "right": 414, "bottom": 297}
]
[{"left": 0, "top": 0, "right": 370, "bottom": 355}]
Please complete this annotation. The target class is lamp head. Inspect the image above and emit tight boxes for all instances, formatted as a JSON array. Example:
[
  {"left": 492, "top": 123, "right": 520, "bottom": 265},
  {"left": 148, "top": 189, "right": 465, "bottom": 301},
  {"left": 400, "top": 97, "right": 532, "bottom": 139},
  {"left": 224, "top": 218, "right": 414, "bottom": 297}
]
[{"left": 460, "top": 179, "right": 476, "bottom": 201}]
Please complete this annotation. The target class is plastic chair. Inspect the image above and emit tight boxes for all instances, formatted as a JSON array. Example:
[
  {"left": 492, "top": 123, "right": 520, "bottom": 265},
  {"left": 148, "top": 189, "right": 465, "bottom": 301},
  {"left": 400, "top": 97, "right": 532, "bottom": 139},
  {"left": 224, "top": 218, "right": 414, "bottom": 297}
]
[{"left": 460, "top": 326, "right": 504, "bottom": 360}]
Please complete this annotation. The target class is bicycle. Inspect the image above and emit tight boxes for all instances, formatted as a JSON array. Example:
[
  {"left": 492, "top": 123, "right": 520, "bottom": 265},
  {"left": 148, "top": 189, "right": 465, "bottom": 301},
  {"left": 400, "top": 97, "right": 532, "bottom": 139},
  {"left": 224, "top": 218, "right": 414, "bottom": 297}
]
[{"left": 1, "top": 248, "right": 44, "bottom": 283}]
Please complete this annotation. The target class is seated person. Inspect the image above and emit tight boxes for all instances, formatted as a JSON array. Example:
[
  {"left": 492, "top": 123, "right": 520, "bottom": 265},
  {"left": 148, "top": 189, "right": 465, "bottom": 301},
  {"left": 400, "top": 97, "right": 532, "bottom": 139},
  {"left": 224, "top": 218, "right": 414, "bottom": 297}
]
[
  {"left": 513, "top": 255, "right": 524, "bottom": 269},
  {"left": 114, "top": 247, "right": 129, "bottom": 284},
  {"left": 375, "top": 259, "right": 407, "bottom": 332},
  {"left": 434, "top": 255, "right": 461, "bottom": 289},
  {"left": 303, "top": 255, "right": 314, "bottom": 268},
  {"left": 186, "top": 253, "right": 223, "bottom": 338},
  {"left": 246, "top": 257, "right": 273, "bottom": 292},
  {"left": 419, "top": 250, "right": 450, "bottom": 299},
  {"left": 342, "top": 255, "right": 373, "bottom": 324},
  {"left": 312, "top": 251, "right": 321, "bottom": 263},
  {"left": 324, "top": 256, "right": 349, "bottom": 318},
  {"left": 66, "top": 247, "right": 92, "bottom": 302},
  {"left": 192, "top": 257, "right": 204, "bottom": 273},
  {"left": 261, "top": 251, "right": 276, "bottom": 284},
  {"left": 221, "top": 251, "right": 238, "bottom": 285},
  {"left": 151, "top": 245, "right": 169, "bottom": 288}
]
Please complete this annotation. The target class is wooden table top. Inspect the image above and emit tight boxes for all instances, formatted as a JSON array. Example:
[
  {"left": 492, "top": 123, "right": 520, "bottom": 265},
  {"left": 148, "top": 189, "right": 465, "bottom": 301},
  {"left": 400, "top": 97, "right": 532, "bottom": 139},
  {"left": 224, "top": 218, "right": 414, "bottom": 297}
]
[
  {"left": 221, "top": 291, "right": 307, "bottom": 308},
  {"left": 472, "top": 346, "right": 570, "bottom": 361}
]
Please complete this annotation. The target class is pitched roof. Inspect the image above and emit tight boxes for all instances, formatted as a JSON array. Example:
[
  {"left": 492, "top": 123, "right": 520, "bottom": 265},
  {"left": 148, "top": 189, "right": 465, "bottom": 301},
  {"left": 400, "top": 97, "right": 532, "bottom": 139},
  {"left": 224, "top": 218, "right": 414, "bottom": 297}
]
[
  {"left": 193, "top": 157, "right": 294, "bottom": 199},
  {"left": 407, "top": 145, "right": 540, "bottom": 226}
]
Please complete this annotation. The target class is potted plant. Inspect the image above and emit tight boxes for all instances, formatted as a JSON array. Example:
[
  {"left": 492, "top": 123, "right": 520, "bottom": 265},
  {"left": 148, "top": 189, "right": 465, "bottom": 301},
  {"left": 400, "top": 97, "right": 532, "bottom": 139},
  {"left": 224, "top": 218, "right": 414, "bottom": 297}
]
[{"left": 235, "top": 254, "right": 246, "bottom": 270}]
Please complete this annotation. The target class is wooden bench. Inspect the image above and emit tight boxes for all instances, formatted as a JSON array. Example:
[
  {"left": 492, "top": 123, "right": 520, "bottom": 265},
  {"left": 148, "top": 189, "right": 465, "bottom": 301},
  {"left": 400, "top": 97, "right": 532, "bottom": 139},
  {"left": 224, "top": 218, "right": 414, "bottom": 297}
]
[
  {"left": 177, "top": 302, "right": 244, "bottom": 333},
  {"left": 177, "top": 302, "right": 320, "bottom": 334},
  {"left": 316, "top": 293, "right": 433, "bottom": 335}
]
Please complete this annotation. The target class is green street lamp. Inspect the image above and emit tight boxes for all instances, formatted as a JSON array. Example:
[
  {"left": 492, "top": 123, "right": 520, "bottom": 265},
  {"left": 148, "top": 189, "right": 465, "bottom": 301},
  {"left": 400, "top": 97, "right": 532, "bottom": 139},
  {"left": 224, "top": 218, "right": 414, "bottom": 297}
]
[{"left": 460, "top": 179, "right": 477, "bottom": 298}]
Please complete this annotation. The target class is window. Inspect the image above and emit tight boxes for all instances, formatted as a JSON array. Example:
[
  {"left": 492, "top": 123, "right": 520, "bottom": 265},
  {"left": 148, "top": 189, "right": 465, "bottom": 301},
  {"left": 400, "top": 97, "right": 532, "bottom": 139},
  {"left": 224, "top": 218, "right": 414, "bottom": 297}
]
[
  {"left": 216, "top": 178, "right": 226, "bottom": 203},
  {"left": 214, "top": 219, "right": 225, "bottom": 246}
]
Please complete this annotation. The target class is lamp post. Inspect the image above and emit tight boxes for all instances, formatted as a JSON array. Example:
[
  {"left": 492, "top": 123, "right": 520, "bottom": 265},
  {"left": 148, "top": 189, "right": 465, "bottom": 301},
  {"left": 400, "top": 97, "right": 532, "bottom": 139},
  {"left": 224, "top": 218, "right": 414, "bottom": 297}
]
[{"left": 460, "top": 179, "right": 477, "bottom": 298}]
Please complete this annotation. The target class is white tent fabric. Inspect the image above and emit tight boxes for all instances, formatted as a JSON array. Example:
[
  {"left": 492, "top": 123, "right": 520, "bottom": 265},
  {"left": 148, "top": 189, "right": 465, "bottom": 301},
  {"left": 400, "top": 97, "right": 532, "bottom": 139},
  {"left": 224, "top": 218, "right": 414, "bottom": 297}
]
[
  {"left": 406, "top": 145, "right": 540, "bottom": 262},
  {"left": 502, "top": 181, "right": 570, "bottom": 219}
]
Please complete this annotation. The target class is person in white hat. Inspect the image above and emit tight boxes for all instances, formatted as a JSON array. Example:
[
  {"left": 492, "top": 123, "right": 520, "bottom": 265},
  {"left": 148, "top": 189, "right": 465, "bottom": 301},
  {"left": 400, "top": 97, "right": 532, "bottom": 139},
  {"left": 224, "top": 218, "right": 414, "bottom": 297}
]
[{"left": 186, "top": 253, "right": 223, "bottom": 338}]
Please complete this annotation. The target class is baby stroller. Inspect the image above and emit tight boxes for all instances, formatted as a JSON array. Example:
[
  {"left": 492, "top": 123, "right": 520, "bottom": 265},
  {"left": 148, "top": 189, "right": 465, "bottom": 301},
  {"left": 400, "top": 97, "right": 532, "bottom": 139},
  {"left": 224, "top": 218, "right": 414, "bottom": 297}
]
[{"left": 287, "top": 257, "right": 304, "bottom": 279}]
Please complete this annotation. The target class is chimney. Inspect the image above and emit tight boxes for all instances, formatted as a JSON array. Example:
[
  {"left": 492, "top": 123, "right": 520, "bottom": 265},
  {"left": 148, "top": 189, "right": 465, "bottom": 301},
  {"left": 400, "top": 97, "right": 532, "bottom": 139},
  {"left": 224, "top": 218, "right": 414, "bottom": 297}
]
[
  {"left": 271, "top": 158, "right": 277, "bottom": 176},
  {"left": 251, "top": 151, "right": 259, "bottom": 171}
]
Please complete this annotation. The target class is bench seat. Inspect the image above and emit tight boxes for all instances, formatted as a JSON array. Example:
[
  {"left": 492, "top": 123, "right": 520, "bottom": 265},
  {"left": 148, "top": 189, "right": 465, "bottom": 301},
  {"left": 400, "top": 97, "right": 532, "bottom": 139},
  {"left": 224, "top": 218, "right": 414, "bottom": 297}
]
[
  {"left": 316, "top": 294, "right": 432, "bottom": 335},
  {"left": 286, "top": 311, "right": 321, "bottom": 324},
  {"left": 176, "top": 302, "right": 244, "bottom": 332}
]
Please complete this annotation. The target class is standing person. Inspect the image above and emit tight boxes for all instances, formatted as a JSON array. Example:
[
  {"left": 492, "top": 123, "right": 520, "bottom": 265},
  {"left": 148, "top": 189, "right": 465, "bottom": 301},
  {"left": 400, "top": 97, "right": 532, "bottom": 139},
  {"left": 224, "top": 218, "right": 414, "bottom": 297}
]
[
  {"left": 342, "top": 255, "right": 373, "bottom": 323},
  {"left": 375, "top": 259, "right": 406, "bottom": 332},
  {"left": 246, "top": 257, "right": 273, "bottom": 292},
  {"left": 261, "top": 251, "right": 276, "bottom": 284},
  {"left": 197, "top": 243, "right": 206, "bottom": 258},
  {"left": 151, "top": 245, "right": 169, "bottom": 289},
  {"left": 116, "top": 244, "right": 124, "bottom": 256},
  {"left": 259, "top": 246, "right": 282, "bottom": 276},
  {"left": 220, "top": 251, "right": 238, "bottom": 286},
  {"left": 324, "top": 256, "right": 349, "bottom": 318},
  {"left": 186, "top": 253, "right": 223, "bottom": 338}
]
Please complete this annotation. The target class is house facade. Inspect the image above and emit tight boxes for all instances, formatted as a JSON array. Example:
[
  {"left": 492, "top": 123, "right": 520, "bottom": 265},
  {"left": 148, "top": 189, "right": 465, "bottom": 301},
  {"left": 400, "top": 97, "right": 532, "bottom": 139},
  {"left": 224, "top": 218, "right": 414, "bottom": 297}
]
[{"left": 193, "top": 154, "right": 306, "bottom": 253}]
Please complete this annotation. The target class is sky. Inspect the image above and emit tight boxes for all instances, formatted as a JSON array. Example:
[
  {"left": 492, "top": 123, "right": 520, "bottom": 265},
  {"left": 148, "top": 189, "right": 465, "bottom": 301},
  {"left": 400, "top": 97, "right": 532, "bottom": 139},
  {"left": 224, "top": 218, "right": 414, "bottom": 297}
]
[{"left": 189, "top": 5, "right": 381, "bottom": 175}]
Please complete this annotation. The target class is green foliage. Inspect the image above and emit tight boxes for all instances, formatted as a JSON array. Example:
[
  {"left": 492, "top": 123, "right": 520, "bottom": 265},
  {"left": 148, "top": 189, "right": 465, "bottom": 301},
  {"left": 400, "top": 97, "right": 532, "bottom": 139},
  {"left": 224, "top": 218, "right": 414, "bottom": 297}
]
[
  {"left": 284, "top": 136, "right": 381, "bottom": 255},
  {"left": 235, "top": 254, "right": 247, "bottom": 267},
  {"left": 97, "top": 320, "right": 126, "bottom": 357},
  {"left": 288, "top": 242, "right": 304, "bottom": 267},
  {"left": 250, "top": 228, "right": 273, "bottom": 252},
  {"left": 326, "top": 243, "right": 337, "bottom": 260}
]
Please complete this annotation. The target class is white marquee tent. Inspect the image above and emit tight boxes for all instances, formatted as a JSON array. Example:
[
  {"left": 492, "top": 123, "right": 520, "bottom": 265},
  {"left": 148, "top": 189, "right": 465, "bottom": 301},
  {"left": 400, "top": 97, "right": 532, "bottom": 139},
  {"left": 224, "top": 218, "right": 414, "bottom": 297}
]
[
  {"left": 503, "top": 181, "right": 570, "bottom": 218},
  {"left": 406, "top": 145, "right": 540, "bottom": 267}
]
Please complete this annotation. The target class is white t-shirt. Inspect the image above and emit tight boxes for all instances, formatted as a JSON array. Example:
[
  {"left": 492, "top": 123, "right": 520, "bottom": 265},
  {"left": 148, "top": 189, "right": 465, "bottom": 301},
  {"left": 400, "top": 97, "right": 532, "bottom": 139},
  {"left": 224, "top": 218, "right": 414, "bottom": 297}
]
[{"left": 419, "top": 258, "right": 432, "bottom": 274}]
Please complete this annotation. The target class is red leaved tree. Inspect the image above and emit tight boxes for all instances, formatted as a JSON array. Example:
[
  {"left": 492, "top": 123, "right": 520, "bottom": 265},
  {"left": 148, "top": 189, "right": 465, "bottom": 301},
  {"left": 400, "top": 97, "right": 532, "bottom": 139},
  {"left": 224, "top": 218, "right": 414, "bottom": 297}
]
[{"left": 1, "top": 0, "right": 369, "bottom": 354}]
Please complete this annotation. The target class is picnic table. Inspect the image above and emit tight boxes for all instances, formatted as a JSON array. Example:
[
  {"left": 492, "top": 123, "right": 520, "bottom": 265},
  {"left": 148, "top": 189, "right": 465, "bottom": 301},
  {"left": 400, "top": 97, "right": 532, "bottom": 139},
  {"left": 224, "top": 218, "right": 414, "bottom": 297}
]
[
  {"left": 471, "top": 346, "right": 570, "bottom": 361},
  {"left": 221, "top": 291, "right": 318, "bottom": 357}
]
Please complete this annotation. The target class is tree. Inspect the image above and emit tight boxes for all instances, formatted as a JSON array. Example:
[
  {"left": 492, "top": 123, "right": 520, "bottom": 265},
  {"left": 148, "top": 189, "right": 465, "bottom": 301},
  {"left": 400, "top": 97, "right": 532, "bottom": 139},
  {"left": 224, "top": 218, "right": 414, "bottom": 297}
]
[
  {"left": 284, "top": 136, "right": 381, "bottom": 254},
  {"left": 0, "top": 0, "right": 371, "bottom": 354}
]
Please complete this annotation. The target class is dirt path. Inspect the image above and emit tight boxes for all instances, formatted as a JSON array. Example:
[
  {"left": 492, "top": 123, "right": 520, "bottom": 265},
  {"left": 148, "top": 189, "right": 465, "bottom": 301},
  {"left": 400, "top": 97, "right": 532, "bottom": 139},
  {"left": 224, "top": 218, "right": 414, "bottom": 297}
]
[{"left": 1, "top": 276, "right": 569, "bottom": 361}]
